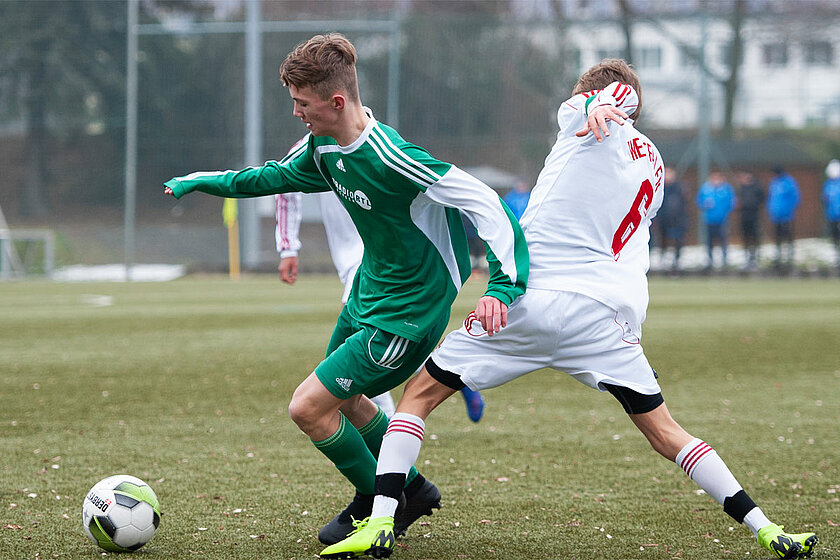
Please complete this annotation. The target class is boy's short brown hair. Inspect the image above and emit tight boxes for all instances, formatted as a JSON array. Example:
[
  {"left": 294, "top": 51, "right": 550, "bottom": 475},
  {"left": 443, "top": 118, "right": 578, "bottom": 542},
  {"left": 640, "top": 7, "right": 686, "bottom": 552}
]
[
  {"left": 572, "top": 58, "right": 642, "bottom": 121},
  {"left": 279, "top": 33, "right": 360, "bottom": 102}
]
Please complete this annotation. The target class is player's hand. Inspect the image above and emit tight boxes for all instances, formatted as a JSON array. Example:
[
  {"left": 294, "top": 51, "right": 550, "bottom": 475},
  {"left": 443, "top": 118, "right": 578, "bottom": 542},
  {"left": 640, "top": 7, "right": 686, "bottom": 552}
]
[
  {"left": 475, "top": 295, "right": 507, "bottom": 337},
  {"left": 164, "top": 186, "right": 174, "bottom": 196},
  {"left": 278, "top": 256, "right": 298, "bottom": 284},
  {"left": 576, "top": 104, "right": 627, "bottom": 142}
]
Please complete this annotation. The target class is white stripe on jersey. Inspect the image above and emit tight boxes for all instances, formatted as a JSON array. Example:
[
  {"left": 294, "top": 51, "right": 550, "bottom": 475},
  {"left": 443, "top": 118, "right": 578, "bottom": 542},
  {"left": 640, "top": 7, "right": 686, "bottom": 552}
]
[
  {"left": 409, "top": 195, "right": 464, "bottom": 293},
  {"left": 368, "top": 127, "right": 442, "bottom": 187},
  {"left": 312, "top": 144, "right": 342, "bottom": 174},
  {"left": 180, "top": 170, "right": 232, "bottom": 181},
  {"left": 366, "top": 136, "right": 434, "bottom": 189},
  {"left": 280, "top": 134, "right": 310, "bottom": 165}
]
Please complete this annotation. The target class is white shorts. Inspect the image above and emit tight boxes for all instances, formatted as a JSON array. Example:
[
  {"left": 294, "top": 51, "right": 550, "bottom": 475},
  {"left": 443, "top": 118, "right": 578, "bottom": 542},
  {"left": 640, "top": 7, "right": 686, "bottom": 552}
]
[{"left": 431, "top": 289, "right": 660, "bottom": 395}]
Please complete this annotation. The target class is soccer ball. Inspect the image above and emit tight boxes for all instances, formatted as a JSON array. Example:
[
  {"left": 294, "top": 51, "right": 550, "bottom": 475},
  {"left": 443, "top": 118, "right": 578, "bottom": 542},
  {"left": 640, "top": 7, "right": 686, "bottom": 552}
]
[{"left": 82, "top": 475, "right": 161, "bottom": 552}]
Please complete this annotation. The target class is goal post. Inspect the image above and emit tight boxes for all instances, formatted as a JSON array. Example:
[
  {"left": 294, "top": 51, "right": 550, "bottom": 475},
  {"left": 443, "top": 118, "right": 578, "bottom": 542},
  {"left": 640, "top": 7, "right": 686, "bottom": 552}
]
[{"left": 0, "top": 203, "right": 55, "bottom": 280}]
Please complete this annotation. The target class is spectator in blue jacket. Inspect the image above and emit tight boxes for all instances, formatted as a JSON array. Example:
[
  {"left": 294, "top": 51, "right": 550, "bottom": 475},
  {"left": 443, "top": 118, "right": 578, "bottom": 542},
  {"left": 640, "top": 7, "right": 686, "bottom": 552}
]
[
  {"left": 823, "top": 159, "right": 840, "bottom": 269},
  {"left": 766, "top": 166, "right": 801, "bottom": 269},
  {"left": 503, "top": 181, "right": 531, "bottom": 221},
  {"left": 696, "top": 171, "right": 737, "bottom": 270}
]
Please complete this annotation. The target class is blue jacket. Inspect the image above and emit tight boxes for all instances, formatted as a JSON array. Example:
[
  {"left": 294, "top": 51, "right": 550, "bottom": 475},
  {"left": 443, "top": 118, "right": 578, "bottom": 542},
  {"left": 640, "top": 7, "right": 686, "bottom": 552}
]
[
  {"left": 696, "top": 181, "right": 736, "bottom": 226},
  {"left": 766, "top": 173, "right": 801, "bottom": 223},
  {"left": 503, "top": 189, "right": 530, "bottom": 221},
  {"left": 823, "top": 178, "right": 840, "bottom": 222}
]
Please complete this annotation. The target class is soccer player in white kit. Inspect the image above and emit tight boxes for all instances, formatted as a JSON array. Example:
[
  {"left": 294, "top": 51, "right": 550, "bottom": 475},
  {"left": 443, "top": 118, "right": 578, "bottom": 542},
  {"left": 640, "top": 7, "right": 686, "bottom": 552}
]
[
  {"left": 276, "top": 186, "right": 487, "bottom": 421},
  {"left": 320, "top": 60, "right": 817, "bottom": 560}
]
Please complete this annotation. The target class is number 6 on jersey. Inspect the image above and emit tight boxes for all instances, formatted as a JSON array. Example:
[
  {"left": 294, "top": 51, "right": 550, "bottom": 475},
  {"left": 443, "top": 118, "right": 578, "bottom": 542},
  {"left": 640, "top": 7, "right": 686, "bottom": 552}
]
[{"left": 612, "top": 179, "right": 654, "bottom": 259}]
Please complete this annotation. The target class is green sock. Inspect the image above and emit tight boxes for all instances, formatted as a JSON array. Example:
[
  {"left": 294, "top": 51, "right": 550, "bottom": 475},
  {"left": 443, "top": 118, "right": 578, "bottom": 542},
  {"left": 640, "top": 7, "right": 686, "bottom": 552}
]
[
  {"left": 312, "top": 414, "right": 376, "bottom": 495},
  {"left": 356, "top": 407, "right": 419, "bottom": 487}
]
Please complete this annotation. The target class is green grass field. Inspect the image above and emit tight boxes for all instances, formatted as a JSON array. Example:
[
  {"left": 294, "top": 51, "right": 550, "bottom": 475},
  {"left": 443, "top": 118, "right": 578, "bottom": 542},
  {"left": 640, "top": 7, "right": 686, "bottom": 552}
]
[{"left": 1, "top": 276, "right": 838, "bottom": 560}]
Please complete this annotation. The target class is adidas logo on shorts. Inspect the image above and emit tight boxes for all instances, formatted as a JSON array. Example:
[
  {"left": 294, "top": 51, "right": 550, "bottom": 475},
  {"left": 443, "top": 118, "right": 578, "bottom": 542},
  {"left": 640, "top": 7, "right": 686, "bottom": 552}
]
[{"left": 335, "top": 377, "right": 353, "bottom": 391}]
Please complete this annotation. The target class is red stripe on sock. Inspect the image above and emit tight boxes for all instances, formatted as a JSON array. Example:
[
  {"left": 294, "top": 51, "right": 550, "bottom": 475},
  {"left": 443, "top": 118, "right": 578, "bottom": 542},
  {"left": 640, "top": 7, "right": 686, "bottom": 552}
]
[
  {"left": 680, "top": 441, "right": 708, "bottom": 470},
  {"left": 385, "top": 420, "right": 424, "bottom": 441},
  {"left": 682, "top": 443, "right": 713, "bottom": 477}
]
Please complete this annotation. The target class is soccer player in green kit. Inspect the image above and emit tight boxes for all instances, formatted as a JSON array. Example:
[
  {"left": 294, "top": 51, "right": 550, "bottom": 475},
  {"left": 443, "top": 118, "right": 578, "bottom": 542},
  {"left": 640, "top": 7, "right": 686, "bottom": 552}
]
[{"left": 163, "top": 33, "right": 529, "bottom": 545}]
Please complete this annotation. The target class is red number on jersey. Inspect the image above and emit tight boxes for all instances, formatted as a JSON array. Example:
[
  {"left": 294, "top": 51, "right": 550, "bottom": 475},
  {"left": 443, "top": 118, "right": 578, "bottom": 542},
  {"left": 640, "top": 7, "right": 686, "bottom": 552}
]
[{"left": 611, "top": 179, "right": 653, "bottom": 260}]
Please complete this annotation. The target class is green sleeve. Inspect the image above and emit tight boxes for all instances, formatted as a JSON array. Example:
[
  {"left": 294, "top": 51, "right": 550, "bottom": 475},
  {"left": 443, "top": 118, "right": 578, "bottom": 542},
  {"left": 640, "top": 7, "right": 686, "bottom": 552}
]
[
  {"left": 482, "top": 198, "right": 528, "bottom": 306},
  {"left": 164, "top": 143, "right": 328, "bottom": 199}
]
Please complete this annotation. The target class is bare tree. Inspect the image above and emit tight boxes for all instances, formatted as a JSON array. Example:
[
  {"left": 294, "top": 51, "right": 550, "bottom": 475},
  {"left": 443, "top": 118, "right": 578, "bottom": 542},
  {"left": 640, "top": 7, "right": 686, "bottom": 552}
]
[
  {"left": 617, "top": 0, "right": 634, "bottom": 65},
  {"left": 721, "top": 0, "right": 746, "bottom": 139}
]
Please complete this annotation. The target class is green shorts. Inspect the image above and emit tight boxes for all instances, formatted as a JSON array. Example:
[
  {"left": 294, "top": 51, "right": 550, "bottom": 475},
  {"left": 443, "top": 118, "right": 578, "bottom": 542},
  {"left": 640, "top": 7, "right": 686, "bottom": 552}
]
[{"left": 315, "top": 307, "right": 449, "bottom": 399}]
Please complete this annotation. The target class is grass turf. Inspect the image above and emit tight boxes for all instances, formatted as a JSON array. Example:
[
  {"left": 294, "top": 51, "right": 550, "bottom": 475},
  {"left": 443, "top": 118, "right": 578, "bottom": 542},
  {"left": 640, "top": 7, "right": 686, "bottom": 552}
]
[{"left": 1, "top": 276, "right": 838, "bottom": 560}]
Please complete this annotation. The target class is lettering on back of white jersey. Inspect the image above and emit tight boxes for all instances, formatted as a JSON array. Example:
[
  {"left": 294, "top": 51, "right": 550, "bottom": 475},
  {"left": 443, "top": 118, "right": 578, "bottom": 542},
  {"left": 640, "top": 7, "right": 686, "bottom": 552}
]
[{"left": 628, "top": 137, "right": 652, "bottom": 162}]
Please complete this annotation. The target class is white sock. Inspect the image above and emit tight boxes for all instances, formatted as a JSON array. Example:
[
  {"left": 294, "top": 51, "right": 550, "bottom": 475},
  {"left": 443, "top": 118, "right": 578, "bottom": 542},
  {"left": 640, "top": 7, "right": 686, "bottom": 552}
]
[
  {"left": 370, "top": 392, "right": 396, "bottom": 418},
  {"left": 676, "top": 438, "right": 741, "bottom": 504},
  {"left": 743, "top": 507, "right": 772, "bottom": 537},
  {"left": 371, "top": 413, "right": 425, "bottom": 519},
  {"left": 675, "top": 438, "right": 772, "bottom": 537},
  {"left": 371, "top": 496, "right": 400, "bottom": 519}
]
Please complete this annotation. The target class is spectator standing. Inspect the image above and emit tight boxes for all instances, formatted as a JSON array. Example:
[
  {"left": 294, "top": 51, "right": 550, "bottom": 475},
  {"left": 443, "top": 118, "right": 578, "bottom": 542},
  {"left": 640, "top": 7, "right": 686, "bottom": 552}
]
[
  {"left": 823, "top": 159, "right": 840, "bottom": 269},
  {"left": 766, "top": 166, "right": 800, "bottom": 271},
  {"left": 737, "top": 171, "right": 765, "bottom": 271},
  {"left": 655, "top": 167, "right": 688, "bottom": 273},
  {"left": 695, "top": 171, "right": 736, "bottom": 270},
  {"left": 503, "top": 181, "right": 531, "bottom": 221}
]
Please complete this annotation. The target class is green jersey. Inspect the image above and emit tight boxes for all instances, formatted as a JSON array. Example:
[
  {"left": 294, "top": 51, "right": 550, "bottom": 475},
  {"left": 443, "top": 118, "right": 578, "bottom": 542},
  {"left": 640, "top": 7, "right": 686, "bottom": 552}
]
[{"left": 165, "top": 112, "right": 528, "bottom": 341}]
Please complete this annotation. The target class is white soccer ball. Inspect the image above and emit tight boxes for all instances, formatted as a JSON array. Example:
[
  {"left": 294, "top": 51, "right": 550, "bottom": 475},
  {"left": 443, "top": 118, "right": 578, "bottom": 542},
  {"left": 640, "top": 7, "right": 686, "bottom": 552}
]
[{"left": 82, "top": 475, "right": 161, "bottom": 552}]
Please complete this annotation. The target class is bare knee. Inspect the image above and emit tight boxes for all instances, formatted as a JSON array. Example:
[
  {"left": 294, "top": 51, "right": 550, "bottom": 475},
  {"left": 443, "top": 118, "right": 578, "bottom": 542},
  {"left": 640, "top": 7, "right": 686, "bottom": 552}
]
[
  {"left": 288, "top": 390, "right": 317, "bottom": 431},
  {"left": 288, "top": 380, "right": 331, "bottom": 434}
]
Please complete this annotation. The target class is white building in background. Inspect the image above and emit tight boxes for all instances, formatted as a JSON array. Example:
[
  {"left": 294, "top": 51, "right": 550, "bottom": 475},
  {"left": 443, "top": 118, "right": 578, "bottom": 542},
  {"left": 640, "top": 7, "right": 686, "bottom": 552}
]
[{"left": 565, "top": 15, "right": 840, "bottom": 130}]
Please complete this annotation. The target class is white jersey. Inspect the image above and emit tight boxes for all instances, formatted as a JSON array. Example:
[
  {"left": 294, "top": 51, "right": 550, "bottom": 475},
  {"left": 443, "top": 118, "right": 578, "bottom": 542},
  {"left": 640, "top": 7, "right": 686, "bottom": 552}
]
[
  {"left": 275, "top": 190, "right": 363, "bottom": 303},
  {"left": 520, "top": 82, "right": 664, "bottom": 328}
]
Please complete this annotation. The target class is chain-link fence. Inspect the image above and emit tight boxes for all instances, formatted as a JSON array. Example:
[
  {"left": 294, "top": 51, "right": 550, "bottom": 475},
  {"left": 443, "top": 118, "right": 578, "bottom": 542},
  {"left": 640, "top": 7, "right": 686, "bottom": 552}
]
[{"left": 1, "top": 1, "right": 838, "bottom": 277}]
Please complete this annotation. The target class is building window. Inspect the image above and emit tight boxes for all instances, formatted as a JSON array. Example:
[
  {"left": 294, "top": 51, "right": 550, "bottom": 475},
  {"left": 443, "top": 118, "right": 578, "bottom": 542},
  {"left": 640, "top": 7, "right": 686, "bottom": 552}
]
[
  {"left": 762, "top": 43, "right": 788, "bottom": 66},
  {"left": 804, "top": 40, "right": 833, "bottom": 65},
  {"left": 636, "top": 46, "right": 662, "bottom": 69},
  {"left": 719, "top": 43, "right": 744, "bottom": 67},
  {"left": 680, "top": 45, "right": 700, "bottom": 68}
]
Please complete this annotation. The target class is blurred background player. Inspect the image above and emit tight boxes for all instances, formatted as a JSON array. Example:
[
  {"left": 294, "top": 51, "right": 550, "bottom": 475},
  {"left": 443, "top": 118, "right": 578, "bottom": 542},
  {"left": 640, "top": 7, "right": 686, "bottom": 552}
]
[
  {"left": 767, "top": 166, "right": 801, "bottom": 272},
  {"left": 822, "top": 159, "right": 840, "bottom": 270},
  {"left": 321, "top": 59, "right": 817, "bottom": 560},
  {"left": 275, "top": 187, "right": 486, "bottom": 421},
  {"left": 695, "top": 171, "right": 736, "bottom": 271},
  {"left": 164, "top": 34, "right": 528, "bottom": 548},
  {"left": 653, "top": 166, "right": 688, "bottom": 273},
  {"left": 737, "top": 171, "right": 765, "bottom": 272}
]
